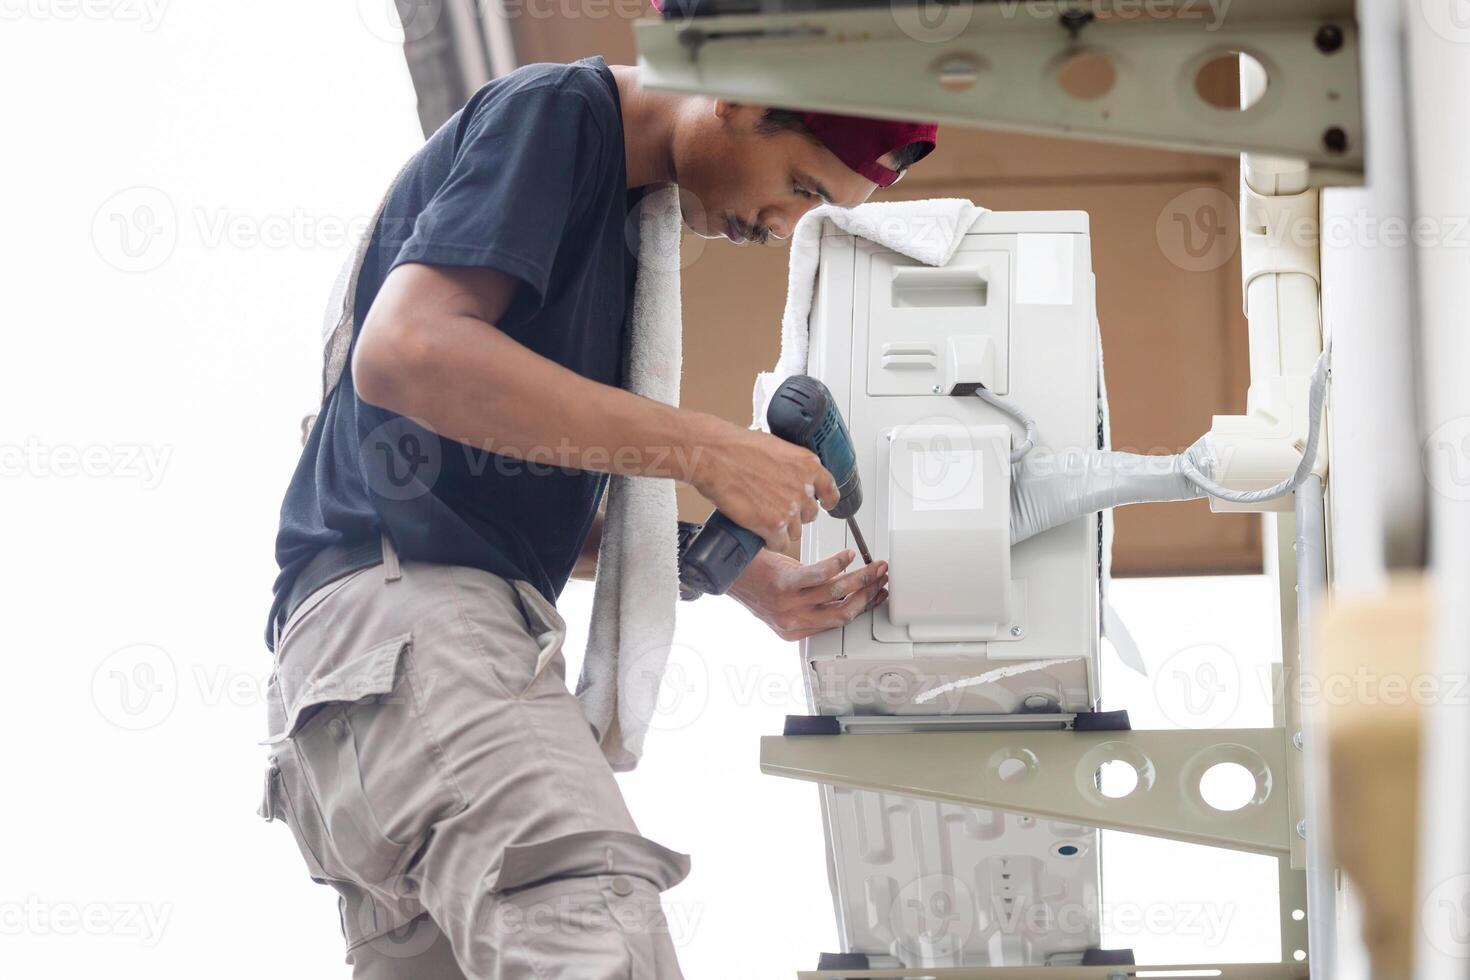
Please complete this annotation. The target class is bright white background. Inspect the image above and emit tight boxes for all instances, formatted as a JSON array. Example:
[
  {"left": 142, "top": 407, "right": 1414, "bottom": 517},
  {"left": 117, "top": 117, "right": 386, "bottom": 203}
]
[{"left": 1, "top": 3, "right": 1284, "bottom": 976}]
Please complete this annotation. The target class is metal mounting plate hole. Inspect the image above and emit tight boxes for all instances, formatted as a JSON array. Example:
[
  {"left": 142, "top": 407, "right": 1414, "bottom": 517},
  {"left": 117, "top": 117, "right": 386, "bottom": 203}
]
[
  {"left": 1195, "top": 51, "right": 1268, "bottom": 111},
  {"left": 1096, "top": 759, "right": 1139, "bottom": 798},
  {"left": 1057, "top": 51, "right": 1116, "bottom": 101},
  {"left": 1200, "top": 761, "right": 1257, "bottom": 811}
]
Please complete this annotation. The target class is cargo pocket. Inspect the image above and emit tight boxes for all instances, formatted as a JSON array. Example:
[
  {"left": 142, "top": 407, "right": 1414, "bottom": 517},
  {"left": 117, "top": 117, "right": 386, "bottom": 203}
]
[
  {"left": 259, "top": 747, "right": 334, "bottom": 884},
  {"left": 262, "top": 633, "right": 469, "bottom": 888},
  {"left": 485, "top": 831, "right": 690, "bottom": 979}
]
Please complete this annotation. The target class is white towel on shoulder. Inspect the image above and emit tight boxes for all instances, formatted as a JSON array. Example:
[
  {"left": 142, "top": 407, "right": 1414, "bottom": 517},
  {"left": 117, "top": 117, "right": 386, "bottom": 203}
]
[
  {"left": 316, "top": 178, "right": 686, "bottom": 771},
  {"left": 751, "top": 198, "right": 986, "bottom": 425},
  {"left": 576, "top": 184, "right": 685, "bottom": 771}
]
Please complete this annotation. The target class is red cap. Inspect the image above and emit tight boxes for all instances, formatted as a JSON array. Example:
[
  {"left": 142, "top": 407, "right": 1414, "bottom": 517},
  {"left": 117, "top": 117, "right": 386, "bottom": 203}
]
[
  {"left": 647, "top": 1, "right": 937, "bottom": 186},
  {"left": 796, "top": 111, "right": 937, "bottom": 187}
]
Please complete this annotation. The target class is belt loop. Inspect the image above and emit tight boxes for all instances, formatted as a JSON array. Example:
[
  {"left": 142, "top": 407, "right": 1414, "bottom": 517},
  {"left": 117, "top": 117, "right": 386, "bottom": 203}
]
[{"left": 380, "top": 532, "right": 402, "bottom": 583}]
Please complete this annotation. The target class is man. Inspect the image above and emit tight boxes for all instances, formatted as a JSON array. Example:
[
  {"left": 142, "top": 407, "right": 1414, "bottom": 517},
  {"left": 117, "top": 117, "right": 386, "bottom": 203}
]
[{"left": 262, "top": 53, "right": 937, "bottom": 979}]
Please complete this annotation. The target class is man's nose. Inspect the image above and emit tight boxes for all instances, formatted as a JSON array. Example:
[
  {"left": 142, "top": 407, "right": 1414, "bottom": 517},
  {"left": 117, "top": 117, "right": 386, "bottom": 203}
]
[{"left": 759, "top": 210, "right": 792, "bottom": 241}]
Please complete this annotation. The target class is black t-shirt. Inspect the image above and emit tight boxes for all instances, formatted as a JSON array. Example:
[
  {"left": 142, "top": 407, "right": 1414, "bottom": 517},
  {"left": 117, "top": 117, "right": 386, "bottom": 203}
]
[{"left": 269, "top": 58, "right": 642, "bottom": 646}]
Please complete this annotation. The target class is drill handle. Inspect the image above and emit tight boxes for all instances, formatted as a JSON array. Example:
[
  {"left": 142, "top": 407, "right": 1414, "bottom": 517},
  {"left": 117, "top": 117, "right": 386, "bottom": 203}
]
[{"left": 677, "top": 510, "right": 765, "bottom": 597}]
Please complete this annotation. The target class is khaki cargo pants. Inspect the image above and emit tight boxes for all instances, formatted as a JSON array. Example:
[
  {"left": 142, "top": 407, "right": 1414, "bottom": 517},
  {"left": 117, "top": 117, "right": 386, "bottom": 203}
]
[{"left": 258, "top": 536, "right": 689, "bottom": 978}]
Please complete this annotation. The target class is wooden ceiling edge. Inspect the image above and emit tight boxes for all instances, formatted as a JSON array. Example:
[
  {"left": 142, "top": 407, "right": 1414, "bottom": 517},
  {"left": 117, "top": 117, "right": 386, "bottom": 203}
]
[
  {"left": 1112, "top": 560, "right": 1267, "bottom": 578},
  {"left": 893, "top": 170, "right": 1238, "bottom": 195}
]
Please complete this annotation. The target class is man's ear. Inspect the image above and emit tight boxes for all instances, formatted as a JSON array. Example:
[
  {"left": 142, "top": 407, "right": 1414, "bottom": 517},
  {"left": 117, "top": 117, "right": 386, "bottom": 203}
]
[{"left": 714, "top": 100, "right": 769, "bottom": 125}]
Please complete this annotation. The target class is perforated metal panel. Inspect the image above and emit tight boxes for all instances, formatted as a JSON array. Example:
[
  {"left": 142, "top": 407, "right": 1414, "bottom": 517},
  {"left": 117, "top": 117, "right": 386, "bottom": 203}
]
[{"left": 821, "top": 788, "right": 1100, "bottom": 966}]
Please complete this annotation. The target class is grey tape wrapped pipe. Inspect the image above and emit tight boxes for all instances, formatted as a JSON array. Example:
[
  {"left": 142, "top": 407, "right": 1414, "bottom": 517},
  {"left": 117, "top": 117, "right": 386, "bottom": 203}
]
[
  {"left": 1010, "top": 441, "right": 1211, "bottom": 545},
  {"left": 1006, "top": 345, "right": 1329, "bottom": 543}
]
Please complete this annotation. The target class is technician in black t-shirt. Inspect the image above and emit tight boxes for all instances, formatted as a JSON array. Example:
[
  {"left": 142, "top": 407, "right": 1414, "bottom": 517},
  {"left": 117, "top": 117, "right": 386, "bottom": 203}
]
[{"left": 263, "top": 54, "right": 937, "bottom": 979}]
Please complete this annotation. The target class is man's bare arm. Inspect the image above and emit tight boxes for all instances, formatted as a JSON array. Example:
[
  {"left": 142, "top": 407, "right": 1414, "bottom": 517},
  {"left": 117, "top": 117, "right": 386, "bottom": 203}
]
[
  {"left": 352, "top": 262, "right": 837, "bottom": 550},
  {"left": 357, "top": 264, "right": 706, "bottom": 481}
]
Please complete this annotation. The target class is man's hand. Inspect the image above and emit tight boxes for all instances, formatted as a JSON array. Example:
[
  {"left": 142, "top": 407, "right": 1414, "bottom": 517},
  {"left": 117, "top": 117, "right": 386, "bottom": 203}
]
[
  {"left": 728, "top": 548, "right": 889, "bottom": 642},
  {"left": 689, "top": 425, "right": 839, "bottom": 551}
]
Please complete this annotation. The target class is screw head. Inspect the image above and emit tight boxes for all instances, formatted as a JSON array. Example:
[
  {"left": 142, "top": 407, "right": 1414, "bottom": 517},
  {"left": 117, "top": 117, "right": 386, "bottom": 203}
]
[
  {"left": 935, "top": 54, "right": 983, "bottom": 94},
  {"left": 1293, "top": 731, "right": 1304, "bottom": 750},
  {"left": 1314, "top": 23, "right": 1344, "bottom": 54},
  {"left": 1059, "top": 8, "right": 1095, "bottom": 38},
  {"left": 1010, "top": 626, "right": 1023, "bottom": 637},
  {"left": 1296, "top": 819, "right": 1308, "bottom": 839}
]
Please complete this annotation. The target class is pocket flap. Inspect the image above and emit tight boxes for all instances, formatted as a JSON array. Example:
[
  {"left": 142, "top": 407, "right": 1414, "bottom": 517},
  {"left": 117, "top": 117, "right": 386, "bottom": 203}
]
[
  {"left": 488, "top": 830, "right": 691, "bottom": 894},
  {"left": 257, "top": 764, "right": 277, "bottom": 821},
  {"left": 261, "top": 633, "right": 411, "bottom": 745}
]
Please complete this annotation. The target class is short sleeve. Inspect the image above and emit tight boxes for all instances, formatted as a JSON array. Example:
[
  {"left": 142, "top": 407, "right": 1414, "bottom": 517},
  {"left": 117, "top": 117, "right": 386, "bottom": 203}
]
[{"left": 391, "top": 79, "right": 609, "bottom": 309}]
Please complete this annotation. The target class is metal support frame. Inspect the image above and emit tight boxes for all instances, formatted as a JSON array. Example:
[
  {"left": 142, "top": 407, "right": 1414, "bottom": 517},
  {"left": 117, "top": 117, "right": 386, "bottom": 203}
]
[
  {"left": 635, "top": 0, "right": 1363, "bottom": 183},
  {"left": 796, "top": 964, "right": 1309, "bottom": 979},
  {"left": 761, "top": 726, "right": 1295, "bottom": 855},
  {"left": 1271, "top": 486, "right": 1335, "bottom": 971},
  {"left": 763, "top": 518, "right": 1322, "bottom": 973},
  {"left": 695, "top": 14, "right": 1348, "bottom": 968},
  {"left": 1278, "top": 853, "right": 1311, "bottom": 966}
]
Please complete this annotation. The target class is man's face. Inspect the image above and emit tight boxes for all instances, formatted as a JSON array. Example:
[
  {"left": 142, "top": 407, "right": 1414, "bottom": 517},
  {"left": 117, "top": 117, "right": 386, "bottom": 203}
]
[{"left": 673, "top": 102, "right": 894, "bottom": 244}]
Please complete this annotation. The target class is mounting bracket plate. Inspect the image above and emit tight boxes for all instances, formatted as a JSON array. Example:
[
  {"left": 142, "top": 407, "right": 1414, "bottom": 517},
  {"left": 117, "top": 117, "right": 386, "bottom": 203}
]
[
  {"left": 795, "top": 964, "right": 1309, "bottom": 979},
  {"left": 761, "top": 727, "right": 1294, "bottom": 854},
  {"left": 636, "top": 0, "right": 1363, "bottom": 183}
]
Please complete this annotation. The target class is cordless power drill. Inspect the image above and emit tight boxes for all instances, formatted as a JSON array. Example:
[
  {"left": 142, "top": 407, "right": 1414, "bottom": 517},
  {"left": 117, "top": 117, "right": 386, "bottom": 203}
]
[{"left": 679, "top": 375, "right": 871, "bottom": 597}]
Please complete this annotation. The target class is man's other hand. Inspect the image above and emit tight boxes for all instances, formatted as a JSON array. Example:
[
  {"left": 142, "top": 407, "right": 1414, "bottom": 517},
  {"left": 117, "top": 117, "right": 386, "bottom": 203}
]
[{"left": 728, "top": 549, "right": 888, "bottom": 642}]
